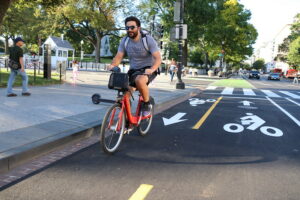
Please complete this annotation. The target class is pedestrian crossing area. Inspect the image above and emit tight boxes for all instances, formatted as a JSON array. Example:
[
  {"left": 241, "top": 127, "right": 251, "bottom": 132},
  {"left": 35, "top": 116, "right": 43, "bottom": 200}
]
[{"left": 205, "top": 86, "right": 300, "bottom": 99}]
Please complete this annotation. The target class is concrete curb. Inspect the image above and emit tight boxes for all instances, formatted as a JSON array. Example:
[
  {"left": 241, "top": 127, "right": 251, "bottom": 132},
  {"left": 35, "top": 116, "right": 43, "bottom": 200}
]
[{"left": 0, "top": 88, "right": 201, "bottom": 174}]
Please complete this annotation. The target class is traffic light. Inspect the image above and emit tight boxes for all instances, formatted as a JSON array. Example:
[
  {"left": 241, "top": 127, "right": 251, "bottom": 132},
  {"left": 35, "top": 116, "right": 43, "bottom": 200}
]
[{"left": 160, "top": 26, "right": 164, "bottom": 38}]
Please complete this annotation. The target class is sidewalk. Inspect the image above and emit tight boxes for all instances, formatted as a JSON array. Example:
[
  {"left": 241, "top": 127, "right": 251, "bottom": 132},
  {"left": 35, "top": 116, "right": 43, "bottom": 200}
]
[{"left": 0, "top": 71, "right": 203, "bottom": 173}]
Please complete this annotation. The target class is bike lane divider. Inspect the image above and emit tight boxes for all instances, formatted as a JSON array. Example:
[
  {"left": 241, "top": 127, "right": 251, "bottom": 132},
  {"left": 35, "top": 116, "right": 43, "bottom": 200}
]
[
  {"left": 128, "top": 184, "right": 154, "bottom": 200},
  {"left": 266, "top": 97, "right": 300, "bottom": 127},
  {"left": 192, "top": 97, "right": 223, "bottom": 129}
]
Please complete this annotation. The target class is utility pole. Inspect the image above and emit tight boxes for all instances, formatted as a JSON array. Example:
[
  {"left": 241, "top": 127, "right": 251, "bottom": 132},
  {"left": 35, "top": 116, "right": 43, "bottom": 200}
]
[{"left": 175, "top": 0, "right": 185, "bottom": 89}]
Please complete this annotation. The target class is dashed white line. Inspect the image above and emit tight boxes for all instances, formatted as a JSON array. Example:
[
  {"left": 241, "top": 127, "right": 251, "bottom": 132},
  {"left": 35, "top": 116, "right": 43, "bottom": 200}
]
[
  {"left": 243, "top": 88, "right": 256, "bottom": 96},
  {"left": 280, "top": 91, "right": 300, "bottom": 99},
  {"left": 206, "top": 86, "right": 217, "bottom": 90},
  {"left": 221, "top": 87, "right": 234, "bottom": 95},
  {"left": 266, "top": 97, "right": 300, "bottom": 127},
  {"left": 261, "top": 90, "right": 281, "bottom": 98},
  {"left": 286, "top": 98, "right": 300, "bottom": 107}
]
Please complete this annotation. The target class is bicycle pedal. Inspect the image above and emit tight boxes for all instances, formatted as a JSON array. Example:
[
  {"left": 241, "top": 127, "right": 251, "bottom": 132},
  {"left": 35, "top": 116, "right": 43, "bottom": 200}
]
[{"left": 124, "top": 127, "right": 134, "bottom": 134}]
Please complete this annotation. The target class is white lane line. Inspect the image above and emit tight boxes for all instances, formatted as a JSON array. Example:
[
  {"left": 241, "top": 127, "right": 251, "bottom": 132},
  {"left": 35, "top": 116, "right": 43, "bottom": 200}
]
[
  {"left": 279, "top": 91, "right": 300, "bottom": 99},
  {"left": 286, "top": 98, "right": 300, "bottom": 107},
  {"left": 266, "top": 97, "right": 300, "bottom": 127},
  {"left": 206, "top": 86, "right": 217, "bottom": 90},
  {"left": 261, "top": 90, "right": 281, "bottom": 98},
  {"left": 221, "top": 87, "right": 234, "bottom": 95},
  {"left": 243, "top": 88, "right": 256, "bottom": 96}
]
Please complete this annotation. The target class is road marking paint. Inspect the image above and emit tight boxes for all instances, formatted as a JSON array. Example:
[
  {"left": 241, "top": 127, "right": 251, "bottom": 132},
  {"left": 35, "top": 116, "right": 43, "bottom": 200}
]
[
  {"left": 261, "top": 90, "right": 280, "bottom": 98},
  {"left": 203, "top": 93, "right": 267, "bottom": 100},
  {"left": 243, "top": 88, "right": 256, "bottom": 96},
  {"left": 286, "top": 98, "right": 300, "bottom": 107},
  {"left": 279, "top": 91, "right": 300, "bottom": 99},
  {"left": 206, "top": 86, "right": 217, "bottom": 90},
  {"left": 129, "top": 184, "right": 153, "bottom": 200},
  {"left": 266, "top": 97, "right": 300, "bottom": 127},
  {"left": 192, "top": 97, "right": 223, "bottom": 129},
  {"left": 221, "top": 87, "right": 234, "bottom": 95}
]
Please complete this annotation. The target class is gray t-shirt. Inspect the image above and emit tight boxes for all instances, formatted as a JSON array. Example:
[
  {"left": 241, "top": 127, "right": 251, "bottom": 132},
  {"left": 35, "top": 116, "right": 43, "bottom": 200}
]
[{"left": 118, "top": 35, "right": 159, "bottom": 70}]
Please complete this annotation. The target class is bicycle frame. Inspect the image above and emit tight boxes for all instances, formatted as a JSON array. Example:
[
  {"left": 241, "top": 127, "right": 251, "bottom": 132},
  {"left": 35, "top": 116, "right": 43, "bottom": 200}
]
[{"left": 122, "top": 93, "right": 151, "bottom": 125}]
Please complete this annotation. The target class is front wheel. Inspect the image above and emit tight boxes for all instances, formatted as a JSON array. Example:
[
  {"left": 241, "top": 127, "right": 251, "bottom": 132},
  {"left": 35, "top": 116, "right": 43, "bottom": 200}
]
[
  {"left": 100, "top": 103, "right": 125, "bottom": 154},
  {"left": 137, "top": 97, "right": 155, "bottom": 136}
]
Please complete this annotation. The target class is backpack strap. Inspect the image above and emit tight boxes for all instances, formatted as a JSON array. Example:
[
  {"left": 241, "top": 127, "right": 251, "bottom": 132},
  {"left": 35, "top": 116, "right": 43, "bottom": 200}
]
[
  {"left": 124, "top": 32, "right": 151, "bottom": 55},
  {"left": 124, "top": 36, "right": 130, "bottom": 50}
]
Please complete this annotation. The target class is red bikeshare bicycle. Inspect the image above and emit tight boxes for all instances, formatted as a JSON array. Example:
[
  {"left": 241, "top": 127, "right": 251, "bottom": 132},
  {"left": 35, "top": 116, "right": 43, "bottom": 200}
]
[{"left": 99, "top": 71, "right": 154, "bottom": 154}]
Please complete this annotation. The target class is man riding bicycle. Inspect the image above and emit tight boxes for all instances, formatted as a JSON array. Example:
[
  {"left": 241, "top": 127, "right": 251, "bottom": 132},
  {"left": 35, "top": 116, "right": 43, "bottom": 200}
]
[{"left": 110, "top": 16, "right": 162, "bottom": 117}]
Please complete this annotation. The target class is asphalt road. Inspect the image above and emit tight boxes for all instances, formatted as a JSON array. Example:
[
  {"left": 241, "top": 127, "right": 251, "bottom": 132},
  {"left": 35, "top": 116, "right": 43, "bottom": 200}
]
[{"left": 1, "top": 77, "right": 300, "bottom": 200}]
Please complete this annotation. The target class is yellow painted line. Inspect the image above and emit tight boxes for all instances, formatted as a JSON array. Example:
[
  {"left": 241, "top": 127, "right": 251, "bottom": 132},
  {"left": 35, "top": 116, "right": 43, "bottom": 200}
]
[
  {"left": 128, "top": 184, "right": 154, "bottom": 200},
  {"left": 192, "top": 96, "right": 223, "bottom": 129}
]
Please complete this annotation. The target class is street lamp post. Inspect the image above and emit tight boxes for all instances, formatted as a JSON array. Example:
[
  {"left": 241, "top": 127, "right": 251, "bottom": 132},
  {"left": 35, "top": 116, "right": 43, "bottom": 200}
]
[
  {"left": 80, "top": 40, "right": 83, "bottom": 68},
  {"left": 176, "top": 0, "right": 185, "bottom": 89}
]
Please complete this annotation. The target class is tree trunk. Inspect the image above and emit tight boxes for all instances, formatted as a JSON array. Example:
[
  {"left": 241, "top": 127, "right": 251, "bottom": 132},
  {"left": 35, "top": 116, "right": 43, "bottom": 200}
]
[
  {"left": 4, "top": 35, "right": 9, "bottom": 54},
  {"left": 0, "top": 0, "right": 13, "bottom": 27},
  {"left": 95, "top": 32, "right": 102, "bottom": 63},
  {"left": 204, "top": 52, "right": 209, "bottom": 69}
]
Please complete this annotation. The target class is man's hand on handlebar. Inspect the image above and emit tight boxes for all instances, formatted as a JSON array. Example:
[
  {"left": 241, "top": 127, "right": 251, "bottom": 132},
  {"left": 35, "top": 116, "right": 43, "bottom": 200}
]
[
  {"left": 109, "top": 65, "right": 121, "bottom": 72},
  {"left": 144, "top": 68, "right": 154, "bottom": 75}
]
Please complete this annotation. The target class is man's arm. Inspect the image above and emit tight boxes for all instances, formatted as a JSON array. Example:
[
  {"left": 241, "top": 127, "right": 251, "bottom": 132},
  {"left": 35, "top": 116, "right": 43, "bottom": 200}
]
[
  {"left": 146, "top": 51, "right": 161, "bottom": 74},
  {"left": 19, "top": 57, "right": 25, "bottom": 72},
  {"left": 110, "top": 51, "right": 125, "bottom": 69}
]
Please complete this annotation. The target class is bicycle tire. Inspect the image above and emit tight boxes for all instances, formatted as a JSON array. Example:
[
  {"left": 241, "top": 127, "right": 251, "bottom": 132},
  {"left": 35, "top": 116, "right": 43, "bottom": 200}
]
[
  {"left": 137, "top": 96, "right": 154, "bottom": 136},
  {"left": 100, "top": 103, "right": 125, "bottom": 154}
]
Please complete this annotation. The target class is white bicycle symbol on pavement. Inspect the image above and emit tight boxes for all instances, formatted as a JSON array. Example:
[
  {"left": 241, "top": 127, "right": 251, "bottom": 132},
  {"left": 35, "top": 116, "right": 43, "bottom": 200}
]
[{"left": 223, "top": 113, "right": 283, "bottom": 137}]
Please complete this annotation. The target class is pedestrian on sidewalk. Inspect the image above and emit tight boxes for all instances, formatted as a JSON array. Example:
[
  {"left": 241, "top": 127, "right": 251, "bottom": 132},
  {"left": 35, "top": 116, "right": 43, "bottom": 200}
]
[
  {"left": 168, "top": 58, "right": 177, "bottom": 82},
  {"left": 72, "top": 60, "right": 79, "bottom": 85},
  {"left": 6, "top": 37, "right": 31, "bottom": 97}
]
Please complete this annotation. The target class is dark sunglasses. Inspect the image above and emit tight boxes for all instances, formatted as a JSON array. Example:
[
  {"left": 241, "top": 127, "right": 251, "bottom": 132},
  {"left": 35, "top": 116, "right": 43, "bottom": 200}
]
[{"left": 125, "top": 26, "right": 138, "bottom": 30}]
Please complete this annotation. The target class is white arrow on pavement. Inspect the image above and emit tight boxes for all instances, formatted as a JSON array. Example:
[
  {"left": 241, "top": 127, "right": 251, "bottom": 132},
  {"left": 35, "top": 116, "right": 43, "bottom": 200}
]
[
  {"left": 162, "top": 112, "right": 187, "bottom": 126},
  {"left": 240, "top": 100, "right": 254, "bottom": 106}
]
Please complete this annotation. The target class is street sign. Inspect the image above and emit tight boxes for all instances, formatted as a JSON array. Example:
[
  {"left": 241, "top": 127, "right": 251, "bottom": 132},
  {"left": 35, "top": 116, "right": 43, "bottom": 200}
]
[
  {"left": 175, "top": 24, "right": 187, "bottom": 40},
  {"left": 174, "top": 1, "right": 181, "bottom": 22}
]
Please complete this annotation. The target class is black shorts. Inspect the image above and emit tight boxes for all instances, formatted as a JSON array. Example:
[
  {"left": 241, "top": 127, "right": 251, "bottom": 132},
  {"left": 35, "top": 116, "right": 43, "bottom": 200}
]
[{"left": 127, "top": 66, "right": 157, "bottom": 87}]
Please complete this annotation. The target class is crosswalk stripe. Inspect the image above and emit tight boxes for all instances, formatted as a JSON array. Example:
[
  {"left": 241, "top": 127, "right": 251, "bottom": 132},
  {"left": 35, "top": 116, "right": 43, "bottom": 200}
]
[
  {"left": 243, "top": 88, "right": 256, "bottom": 96},
  {"left": 279, "top": 91, "right": 300, "bottom": 99},
  {"left": 206, "top": 86, "right": 217, "bottom": 90},
  {"left": 221, "top": 87, "right": 234, "bottom": 95},
  {"left": 261, "top": 90, "right": 281, "bottom": 98}
]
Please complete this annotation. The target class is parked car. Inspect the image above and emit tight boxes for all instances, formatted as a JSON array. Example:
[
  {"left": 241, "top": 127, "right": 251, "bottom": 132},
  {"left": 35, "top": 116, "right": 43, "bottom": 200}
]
[
  {"left": 268, "top": 73, "right": 280, "bottom": 80},
  {"left": 249, "top": 71, "right": 260, "bottom": 79}
]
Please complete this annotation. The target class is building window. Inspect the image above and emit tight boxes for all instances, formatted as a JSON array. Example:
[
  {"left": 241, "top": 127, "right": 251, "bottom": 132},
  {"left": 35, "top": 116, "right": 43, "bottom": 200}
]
[
  {"left": 58, "top": 50, "right": 62, "bottom": 57},
  {"left": 51, "top": 49, "right": 56, "bottom": 56},
  {"left": 63, "top": 51, "right": 67, "bottom": 57}
]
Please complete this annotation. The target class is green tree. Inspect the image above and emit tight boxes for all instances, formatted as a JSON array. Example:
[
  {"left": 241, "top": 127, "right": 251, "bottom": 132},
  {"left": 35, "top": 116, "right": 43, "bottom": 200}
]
[
  {"left": 287, "top": 36, "right": 300, "bottom": 68},
  {"left": 252, "top": 58, "right": 265, "bottom": 70},
  {"left": 54, "top": 0, "right": 128, "bottom": 63},
  {"left": 278, "top": 13, "right": 300, "bottom": 59}
]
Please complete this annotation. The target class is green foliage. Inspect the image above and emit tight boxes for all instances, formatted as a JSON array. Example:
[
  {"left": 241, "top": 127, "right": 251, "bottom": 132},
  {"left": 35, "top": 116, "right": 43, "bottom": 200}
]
[
  {"left": 287, "top": 36, "right": 300, "bottom": 66},
  {"left": 252, "top": 58, "right": 265, "bottom": 70},
  {"left": 189, "top": 47, "right": 204, "bottom": 66}
]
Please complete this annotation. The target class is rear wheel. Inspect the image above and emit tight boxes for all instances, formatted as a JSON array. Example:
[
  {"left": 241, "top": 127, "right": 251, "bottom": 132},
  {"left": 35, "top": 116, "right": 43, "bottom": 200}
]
[
  {"left": 137, "top": 97, "right": 155, "bottom": 136},
  {"left": 100, "top": 103, "right": 125, "bottom": 154}
]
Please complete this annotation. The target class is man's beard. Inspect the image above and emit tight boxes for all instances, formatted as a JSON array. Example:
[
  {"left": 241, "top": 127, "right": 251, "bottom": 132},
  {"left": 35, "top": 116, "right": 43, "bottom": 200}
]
[{"left": 127, "top": 30, "right": 138, "bottom": 39}]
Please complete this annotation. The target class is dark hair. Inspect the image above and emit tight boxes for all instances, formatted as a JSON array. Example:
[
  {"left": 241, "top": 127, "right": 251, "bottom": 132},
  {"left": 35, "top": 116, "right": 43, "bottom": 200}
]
[{"left": 125, "top": 16, "right": 141, "bottom": 27}]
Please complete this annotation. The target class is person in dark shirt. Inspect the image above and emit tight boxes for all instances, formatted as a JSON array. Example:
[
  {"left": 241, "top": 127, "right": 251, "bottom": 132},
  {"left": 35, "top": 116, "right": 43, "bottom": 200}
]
[{"left": 7, "top": 37, "right": 31, "bottom": 97}]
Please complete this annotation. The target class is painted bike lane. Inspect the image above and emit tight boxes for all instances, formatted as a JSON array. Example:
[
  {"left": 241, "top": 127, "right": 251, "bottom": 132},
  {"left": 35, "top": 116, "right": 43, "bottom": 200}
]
[{"left": 189, "top": 94, "right": 300, "bottom": 153}]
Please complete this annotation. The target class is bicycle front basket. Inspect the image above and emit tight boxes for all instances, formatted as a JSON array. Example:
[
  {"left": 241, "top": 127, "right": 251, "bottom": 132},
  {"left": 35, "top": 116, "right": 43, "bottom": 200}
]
[{"left": 108, "top": 72, "right": 129, "bottom": 91}]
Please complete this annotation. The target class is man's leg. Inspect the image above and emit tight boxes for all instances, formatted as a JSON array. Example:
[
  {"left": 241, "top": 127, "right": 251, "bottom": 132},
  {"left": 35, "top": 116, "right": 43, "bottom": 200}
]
[
  {"left": 19, "top": 70, "right": 29, "bottom": 93},
  {"left": 6, "top": 70, "right": 17, "bottom": 95},
  {"left": 135, "top": 75, "right": 149, "bottom": 102}
]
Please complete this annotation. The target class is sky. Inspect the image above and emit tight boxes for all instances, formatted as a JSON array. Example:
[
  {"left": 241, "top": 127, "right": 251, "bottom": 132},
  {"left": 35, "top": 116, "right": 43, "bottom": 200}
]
[{"left": 239, "top": 0, "right": 300, "bottom": 50}]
